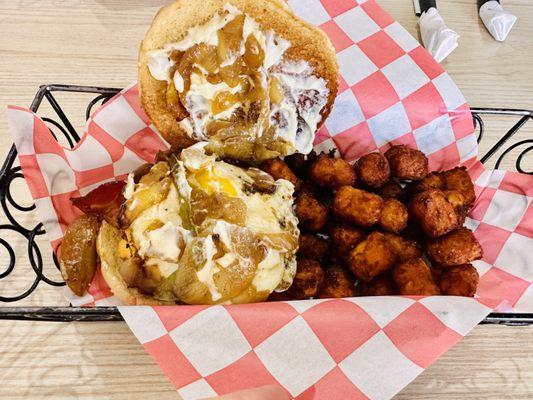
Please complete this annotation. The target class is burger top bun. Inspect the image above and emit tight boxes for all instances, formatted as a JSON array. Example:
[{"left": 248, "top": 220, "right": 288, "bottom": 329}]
[{"left": 139, "top": 0, "right": 338, "bottom": 163}]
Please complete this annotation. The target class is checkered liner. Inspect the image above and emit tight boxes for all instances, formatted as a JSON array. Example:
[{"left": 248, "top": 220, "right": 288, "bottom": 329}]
[{"left": 6, "top": 0, "right": 532, "bottom": 398}]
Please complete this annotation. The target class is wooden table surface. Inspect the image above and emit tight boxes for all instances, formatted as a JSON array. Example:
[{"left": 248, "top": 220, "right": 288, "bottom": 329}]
[{"left": 0, "top": 1, "right": 532, "bottom": 399}]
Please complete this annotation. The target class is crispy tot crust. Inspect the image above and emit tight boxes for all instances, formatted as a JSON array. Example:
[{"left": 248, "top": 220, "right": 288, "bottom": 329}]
[
  {"left": 333, "top": 186, "right": 383, "bottom": 228},
  {"left": 378, "top": 198, "right": 408, "bottom": 233},
  {"left": 287, "top": 259, "right": 324, "bottom": 299},
  {"left": 295, "top": 192, "right": 328, "bottom": 232},
  {"left": 260, "top": 158, "right": 300, "bottom": 189},
  {"left": 405, "top": 172, "right": 445, "bottom": 196},
  {"left": 346, "top": 232, "right": 397, "bottom": 282},
  {"left": 408, "top": 189, "right": 460, "bottom": 238},
  {"left": 298, "top": 233, "right": 329, "bottom": 262},
  {"left": 385, "top": 145, "right": 428, "bottom": 181},
  {"left": 406, "top": 167, "right": 475, "bottom": 213},
  {"left": 375, "top": 178, "right": 405, "bottom": 201},
  {"left": 426, "top": 227, "right": 483, "bottom": 267},
  {"left": 441, "top": 167, "right": 476, "bottom": 207},
  {"left": 443, "top": 190, "right": 468, "bottom": 225},
  {"left": 359, "top": 273, "right": 396, "bottom": 296},
  {"left": 329, "top": 222, "right": 366, "bottom": 257},
  {"left": 318, "top": 266, "right": 355, "bottom": 298},
  {"left": 438, "top": 264, "right": 479, "bottom": 297},
  {"left": 392, "top": 258, "right": 441, "bottom": 295},
  {"left": 309, "top": 153, "right": 356, "bottom": 189},
  {"left": 355, "top": 152, "right": 390, "bottom": 188},
  {"left": 139, "top": 0, "right": 338, "bottom": 151},
  {"left": 381, "top": 232, "right": 422, "bottom": 262}
]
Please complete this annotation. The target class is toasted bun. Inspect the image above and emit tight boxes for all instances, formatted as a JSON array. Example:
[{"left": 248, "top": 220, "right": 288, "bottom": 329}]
[
  {"left": 97, "top": 221, "right": 172, "bottom": 305},
  {"left": 139, "top": 0, "right": 338, "bottom": 151}
]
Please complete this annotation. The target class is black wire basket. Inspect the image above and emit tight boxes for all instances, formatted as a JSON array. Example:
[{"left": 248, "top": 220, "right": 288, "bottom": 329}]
[{"left": 0, "top": 84, "right": 531, "bottom": 324}]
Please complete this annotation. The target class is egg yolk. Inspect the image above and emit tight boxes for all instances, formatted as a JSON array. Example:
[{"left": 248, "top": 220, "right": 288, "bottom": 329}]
[{"left": 194, "top": 167, "right": 238, "bottom": 197}]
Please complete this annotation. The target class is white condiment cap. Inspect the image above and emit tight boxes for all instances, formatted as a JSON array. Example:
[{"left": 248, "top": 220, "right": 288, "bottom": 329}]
[
  {"left": 479, "top": 0, "right": 517, "bottom": 42},
  {"left": 419, "top": 7, "right": 459, "bottom": 63}
]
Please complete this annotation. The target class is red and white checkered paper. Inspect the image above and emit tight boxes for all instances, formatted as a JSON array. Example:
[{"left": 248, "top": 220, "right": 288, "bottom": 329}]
[{"left": 6, "top": 0, "right": 532, "bottom": 399}]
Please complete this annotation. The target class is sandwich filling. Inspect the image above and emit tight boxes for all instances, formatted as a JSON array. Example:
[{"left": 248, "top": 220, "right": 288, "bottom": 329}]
[
  {"left": 112, "top": 143, "right": 298, "bottom": 304},
  {"left": 147, "top": 3, "right": 329, "bottom": 161}
]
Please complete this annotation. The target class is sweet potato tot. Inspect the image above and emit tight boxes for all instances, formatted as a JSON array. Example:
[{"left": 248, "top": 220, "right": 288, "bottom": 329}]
[
  {"left": 426, "top": 227, "right": 483, "bottom": 267},
  {"left": 346, "top": 232, "right": 397, "bottom": 282},
  {"left": 385, "top": 145, "right": 428, "bottom": 181},
  {"left": 333, "top": 186, "right": 383, "bottom": 228},
  {"left": 309, "top": 153, "right": 356, "bottom": 189},
  {"left": 318, "top": 266, "right": 355, "bottom": 298},
  {"left": 393, "top": 258, "right": 441, "bottom": 295}
]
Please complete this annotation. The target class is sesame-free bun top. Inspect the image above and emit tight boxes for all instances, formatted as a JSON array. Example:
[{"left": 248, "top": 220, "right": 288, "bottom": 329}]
[{"left": 139, "top": 0, "right": 338, "bottom": 163}]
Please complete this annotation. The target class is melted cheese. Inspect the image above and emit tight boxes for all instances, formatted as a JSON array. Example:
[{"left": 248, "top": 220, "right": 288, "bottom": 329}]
[
  {"left": 130, "top": 183, "right": 182, "bottom": 257},
  {"left": 173, "top": 70, "right": 184, "bottom": 92},
  {"left": 271, "top": 62, "right": 328, "bottom": 154},
  {"left": 145, "top": 259, "right": 181, "bottom": 279},
  {"left": 145, "top": 222, "right": 190, "bottom": 261},
  {"left": 187, "top": 72, "right": 242, "bottom": 137},
  {"left": 124, "top": 173, "right": 135, "bottom": 200},
  {"left": 196, "top": 236, "right": 222, "bottom": 301},
  {"left": 252, "top": 249, "right": 283, "bottom": 293}
]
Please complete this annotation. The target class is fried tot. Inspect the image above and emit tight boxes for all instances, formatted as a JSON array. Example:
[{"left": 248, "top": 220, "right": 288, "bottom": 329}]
[
  {"left": 442, "top": 167, "right": 475, "bottom": 207},
  {"left": 393, "top": 258, "right": 441, "bottom": 295},
  {"left": 260, "top": 158, "right": 300, "bottom": 189},
  {"left": 295, "top": 192, "right": 328, "bottom": 232},
  {"left": 382, "top": 232, "right": 422, "bottom": 262},
  {"left": 375, "top": 178, "right": 405, "bottom": 201},
  {"left": 378, "top": 198, "right": 408, "bottom": 233},
  {"left": 359, "top": 273, "right": 396, "bottom": 296},
  {"left": 443, "top": 190, "right": 468, "bottom": 224},
  {"left": 405, "top": 172, "right": 445, "bottom": 196},
  {"left": 287, "top": 259, "right": 325, "bottom": 299},
  {"left": 426, "top": 227, "right": 483, "bottom": 267},
  {"left": 333, "top": 186, "right": 383, "bottom": 228},
  {"left": 298, "top": 234, "right": 329, "bottom": 262},
  {"left": 438, "top": 264, "right": 479, "bottom": 297},
  {"left": 318, "top": 266, "right": 355, "bottom": 298},
  {"left": 408, "top": 189, "right": 460, "bottom": 238},
  {"left": 329, "top": 222, "right": 366, "bottom": 257},
  {"left": 346, "top": 232, "right": 397, "bottom": 282},
  {"left": 355, "top": 152, "right": 390, "bottom": 188},
  {"left": 385, "top": 145, "right": 428, "bottom": 181},
  {"left": 309, "top": 153, "right": 356, "bottom": 189}
]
